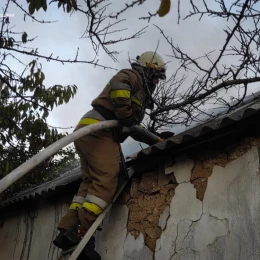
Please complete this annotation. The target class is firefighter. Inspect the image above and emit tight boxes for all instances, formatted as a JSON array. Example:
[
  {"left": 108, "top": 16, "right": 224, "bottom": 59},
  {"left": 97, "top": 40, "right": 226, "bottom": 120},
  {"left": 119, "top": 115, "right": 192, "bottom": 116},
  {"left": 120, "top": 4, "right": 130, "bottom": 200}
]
[{"left": 53, "top": 51, "right": 173, "bottom": 258}]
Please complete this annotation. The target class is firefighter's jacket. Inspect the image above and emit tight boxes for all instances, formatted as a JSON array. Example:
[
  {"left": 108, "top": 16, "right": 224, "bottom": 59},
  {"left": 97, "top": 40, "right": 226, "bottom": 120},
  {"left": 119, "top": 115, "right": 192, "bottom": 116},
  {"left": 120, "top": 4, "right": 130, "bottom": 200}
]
[{"left": 77, "top": 68, "right": 155, "bottom": 145}]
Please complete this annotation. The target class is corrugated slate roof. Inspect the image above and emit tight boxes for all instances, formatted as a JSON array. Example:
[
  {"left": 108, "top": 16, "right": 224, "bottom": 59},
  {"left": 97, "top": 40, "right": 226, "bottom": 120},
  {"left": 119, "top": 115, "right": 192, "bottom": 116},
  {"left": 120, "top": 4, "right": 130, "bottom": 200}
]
[
  {"left": 2, "top": 91, "right": 260, "bottom": 208},
  {"left": 0, "top": 167, "right": 81, "bottom": 208},
  {"left": 135, "top": 92, "right": 260, "bottom": 159}
]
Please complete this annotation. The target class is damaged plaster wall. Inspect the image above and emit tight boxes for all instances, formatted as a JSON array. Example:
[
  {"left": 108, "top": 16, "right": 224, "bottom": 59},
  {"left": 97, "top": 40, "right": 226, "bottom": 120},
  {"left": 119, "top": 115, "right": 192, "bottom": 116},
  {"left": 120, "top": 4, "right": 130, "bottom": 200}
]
[
  {"left": 155, "top": 144, "right": 260, "bottom": 260},
  {"left": 1, "top": 138, "right": 260, "bottom": 260},
  {"left": 96, "top": 138, "right": 260, "bottom": 260},
  {"left": 0, "top": 198, "right": 69, "bottom": 260}
]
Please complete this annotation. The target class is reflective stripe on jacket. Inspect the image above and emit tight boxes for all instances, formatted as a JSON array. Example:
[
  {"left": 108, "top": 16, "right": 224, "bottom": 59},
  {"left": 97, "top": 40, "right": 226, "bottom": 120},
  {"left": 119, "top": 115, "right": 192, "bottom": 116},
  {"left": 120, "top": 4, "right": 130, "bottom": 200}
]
[
  {"left": 91, "top": 69, "right": 148, "bottom": 124},
  {"left": 76, "top": 69, "right": 152, "bottom": 143}
]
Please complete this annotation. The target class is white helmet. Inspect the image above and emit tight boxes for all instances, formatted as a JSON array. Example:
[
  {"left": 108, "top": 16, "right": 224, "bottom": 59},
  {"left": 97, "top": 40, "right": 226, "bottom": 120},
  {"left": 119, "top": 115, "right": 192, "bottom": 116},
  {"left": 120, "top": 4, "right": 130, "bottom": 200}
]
[{"left": 132, "top": 51, "right": 166, "bottom": 80}]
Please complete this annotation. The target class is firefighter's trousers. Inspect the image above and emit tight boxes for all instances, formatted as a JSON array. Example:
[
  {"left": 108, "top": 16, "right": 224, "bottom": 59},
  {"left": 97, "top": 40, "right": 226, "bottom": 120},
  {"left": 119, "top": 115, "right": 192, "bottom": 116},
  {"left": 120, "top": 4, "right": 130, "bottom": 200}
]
[{"left": 58, "top": 124, "right": 121, "bottom": 231}]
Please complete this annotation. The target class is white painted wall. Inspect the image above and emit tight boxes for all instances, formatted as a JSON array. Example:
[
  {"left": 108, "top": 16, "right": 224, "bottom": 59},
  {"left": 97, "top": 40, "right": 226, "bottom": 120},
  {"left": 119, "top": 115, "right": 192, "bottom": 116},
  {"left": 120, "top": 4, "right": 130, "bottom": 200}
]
[
  {"left": 0, "top": 199, "right": 68, "bottom": 260},
  {"left": 96, "top": 147, "right": 260, "bottom": 260},
  {"left": 1, "top": 146, "right": 260, "bottom": 260}
]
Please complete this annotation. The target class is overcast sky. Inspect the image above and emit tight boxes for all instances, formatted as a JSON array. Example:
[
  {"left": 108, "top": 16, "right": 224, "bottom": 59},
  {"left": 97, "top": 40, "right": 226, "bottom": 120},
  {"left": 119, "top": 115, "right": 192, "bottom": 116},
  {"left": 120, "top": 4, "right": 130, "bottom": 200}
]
[{"left": 2, "top": 0, "right": 259, "bottom": 156}]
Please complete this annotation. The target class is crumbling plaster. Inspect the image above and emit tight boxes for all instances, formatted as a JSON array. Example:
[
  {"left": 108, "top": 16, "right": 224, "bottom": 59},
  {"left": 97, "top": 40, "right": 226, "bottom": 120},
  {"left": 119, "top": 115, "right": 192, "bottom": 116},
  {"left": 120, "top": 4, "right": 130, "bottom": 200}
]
[
  {"left": 155, "top": 145, "right": 260, "bottom": 260},
  {"left": 1, "top": 139, "right": 260, "bottom": 260},
  {"left": 96, "top": 138, "right": 260, "bottom": 260}
]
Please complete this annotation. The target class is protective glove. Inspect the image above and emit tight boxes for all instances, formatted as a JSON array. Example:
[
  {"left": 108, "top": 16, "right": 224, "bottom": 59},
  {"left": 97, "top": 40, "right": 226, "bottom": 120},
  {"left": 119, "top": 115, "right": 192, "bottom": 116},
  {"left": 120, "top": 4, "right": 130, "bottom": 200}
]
[
  {"left": 118, "top": 115, "right": 135, "bottom": 127},
  {"left": 150, "top": 131, "right": 175, "bottom": 140},
  {"left": 158, "top": 131, "right": 175, "bottom": 139}
]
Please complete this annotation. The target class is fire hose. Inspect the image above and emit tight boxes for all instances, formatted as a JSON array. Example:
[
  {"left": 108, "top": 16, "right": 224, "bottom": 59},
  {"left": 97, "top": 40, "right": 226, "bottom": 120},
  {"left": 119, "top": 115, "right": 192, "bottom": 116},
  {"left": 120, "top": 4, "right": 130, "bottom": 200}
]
[{"left": 0, "top": 121, "right": 161, "bottom": 194}]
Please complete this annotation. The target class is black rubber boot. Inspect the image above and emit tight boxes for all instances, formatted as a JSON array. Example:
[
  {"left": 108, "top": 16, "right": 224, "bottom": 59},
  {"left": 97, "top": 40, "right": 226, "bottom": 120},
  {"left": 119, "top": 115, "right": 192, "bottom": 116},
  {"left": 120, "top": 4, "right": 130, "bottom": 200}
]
[
  {"left": 63, "top": 224, "right": 101, "bottom": 260},
  {"left": 63, "top": 224, "right": 82, "bottom": 245},
  {"left": 75, "top": 237, "right": 101, "bottom": 260},
  {"left": 53, "top": 229, "right": 73, "bottom": 250}
]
